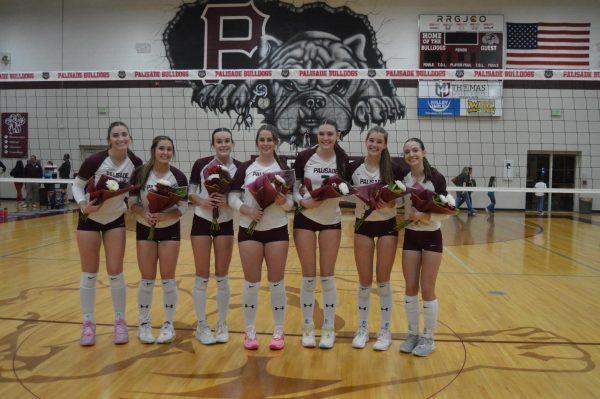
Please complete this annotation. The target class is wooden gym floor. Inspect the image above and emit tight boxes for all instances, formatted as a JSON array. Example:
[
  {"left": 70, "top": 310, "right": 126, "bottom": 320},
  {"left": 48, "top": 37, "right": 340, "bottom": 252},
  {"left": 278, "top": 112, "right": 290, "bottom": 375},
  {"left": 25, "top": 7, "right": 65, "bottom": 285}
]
[{"left": 0, "top": 202, "right": 599, "bottom": 398}]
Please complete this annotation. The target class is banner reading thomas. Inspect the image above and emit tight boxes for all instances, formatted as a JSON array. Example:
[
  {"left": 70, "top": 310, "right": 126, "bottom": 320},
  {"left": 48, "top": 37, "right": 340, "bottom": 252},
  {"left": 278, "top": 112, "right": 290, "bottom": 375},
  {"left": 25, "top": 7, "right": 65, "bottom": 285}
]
[
  {"left": 163, "top": 0, "right": 405, "bottom": 148},
  {"left": 1, "top": 113, "right": 28, "bottom": 158}
]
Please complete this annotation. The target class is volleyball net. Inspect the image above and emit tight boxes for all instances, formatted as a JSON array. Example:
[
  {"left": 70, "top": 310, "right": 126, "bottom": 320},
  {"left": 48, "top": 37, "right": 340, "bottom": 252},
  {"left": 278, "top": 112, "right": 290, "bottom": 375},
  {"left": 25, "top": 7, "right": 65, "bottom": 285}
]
[{"left": 0, "top": 68, "right": 599, "bottom": 212}]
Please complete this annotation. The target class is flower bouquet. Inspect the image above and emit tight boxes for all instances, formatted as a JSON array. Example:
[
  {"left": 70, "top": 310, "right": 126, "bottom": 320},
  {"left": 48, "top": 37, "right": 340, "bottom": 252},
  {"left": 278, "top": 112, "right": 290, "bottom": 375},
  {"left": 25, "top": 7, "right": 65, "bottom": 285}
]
[
  {"left": 203, "top": 160, "right": 233, "bottom": 230},
  {"left": 295, "top": 175, "right": 355, "bottom": 215},
  {"left": 81, "top": 174, "right": 139, "bottom": 222},
  {"left": 354, "top": 180, "right": 408, "bottom": 231},
  {"left": 245, "top": 170, "right": 295, "bottom": 235},
  {"left": 146, "top": 179, "right": 188, "bottom": 240},
  {"left": 394, "top": 182, "right": 459, "bottom": 231}
]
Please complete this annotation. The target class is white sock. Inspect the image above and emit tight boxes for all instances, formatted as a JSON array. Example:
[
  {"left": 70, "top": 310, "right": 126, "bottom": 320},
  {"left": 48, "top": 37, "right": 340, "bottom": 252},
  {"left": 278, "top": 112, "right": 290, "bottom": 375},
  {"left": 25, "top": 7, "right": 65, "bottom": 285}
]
[
  {"left": 357, "top": 284, "right": 371, "bottom": 328},
  {"left": 404, "top": 295, "right": 420, "bottom": 335},
  {"left": 300, "top": 277, "right": 316, "bottom": 327},
  {"left": 216, "top": 275, "right": 230, "bottom": 324},
  {"left": 80, "top": 272, "right": 97, "bottom": 322},
  {"left": 269, "top": 280, "right": 286, "bottom": 328},
  {"left": 109, "top": 273, "right": 126, "bottom": 320},
  {"left": 243, "top": 281, "right": 259, "bottom": 328},
  {"left": 138, "top": 279, "right": 155, "bottom": 321},
  {"left": 161, "top": 279, "right": 178, "bottom": 324},
  {"left": 423, "top": 299, "right": 439, "bottom": 339},
  {"left": 378, "top": 281, "right": 392, "bottom": 331},
  {"left": 321, "top": 276, "right": 336, "bottom": 330},
  {"left": 192, "top": 276, "right": 209, "bottom": 324}
]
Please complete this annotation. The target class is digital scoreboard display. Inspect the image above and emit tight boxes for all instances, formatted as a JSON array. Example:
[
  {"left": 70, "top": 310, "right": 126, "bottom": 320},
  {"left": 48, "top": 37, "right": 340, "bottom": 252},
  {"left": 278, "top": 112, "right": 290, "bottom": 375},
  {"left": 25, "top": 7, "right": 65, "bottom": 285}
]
[{"left": 419, "top": 15, "right": 504, "bottom": 69}]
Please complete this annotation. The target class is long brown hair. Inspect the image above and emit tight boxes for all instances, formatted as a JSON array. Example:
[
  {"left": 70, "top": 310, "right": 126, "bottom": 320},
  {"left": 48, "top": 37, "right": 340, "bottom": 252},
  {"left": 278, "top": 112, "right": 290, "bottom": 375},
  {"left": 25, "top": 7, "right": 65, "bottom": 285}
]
[
  {"left": 404, "top": 137, "right": 436, "bottom": 182},
  {"left": 366, "top": 126, "right": 393, "bottom": 183},
  {"left": 106, "top": 121, "right": 136, "bottom": 157},
  {"left": 131, "top": 135, "right": 175, "bottom": 186},
  {"left": 255, "top": 124, "right": 287, "bottom": 169},
  {"left": 319, "top": 119, "right": 348, "bottom": 177}
]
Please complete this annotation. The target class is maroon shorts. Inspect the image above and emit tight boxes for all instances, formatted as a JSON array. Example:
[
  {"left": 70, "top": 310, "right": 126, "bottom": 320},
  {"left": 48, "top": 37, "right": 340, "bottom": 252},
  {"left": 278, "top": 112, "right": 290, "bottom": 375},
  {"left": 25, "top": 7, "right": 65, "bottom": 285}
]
[
  {"left": 190, "top": 214, "right": 234, "bottom": 237},
  {"left": 238, "top": 225, "right": 289, "bottom": 244},
  {"left": 355, "top": 217, "right": 398, "bottom": 238},
  {"left": 293, "top": 212, "right": 341, "bottom": 231},
  {"left": 136, "top": 221, "right": 181, "bottom": 242},
  {"left": 402, "top": 229, "right": 443, "bottom": 253},
  {"left": 77, "top": 214, "right": 125, "bottom": 232}
]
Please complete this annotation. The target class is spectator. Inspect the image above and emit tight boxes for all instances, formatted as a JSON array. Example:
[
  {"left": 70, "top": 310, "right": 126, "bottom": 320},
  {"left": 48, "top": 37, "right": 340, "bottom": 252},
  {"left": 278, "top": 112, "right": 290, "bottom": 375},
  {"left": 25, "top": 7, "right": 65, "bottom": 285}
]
[
  {"left": 59, "top": 154, "right": 71, "bottom": 189},
  {"left": 10, "top": 160, "right": 25, "bottom": 206},
  {"left": 24, "top": 155, "right": 43, "bottom": 208},
  {"left": 534, "top": 178, "right": 547, "bottom": 215},
  {"left": 485, "top": 176, "right": 496, "bottom": 215},
  {"left": 454, "top": 167, "right": 476, "bottom": 216}
]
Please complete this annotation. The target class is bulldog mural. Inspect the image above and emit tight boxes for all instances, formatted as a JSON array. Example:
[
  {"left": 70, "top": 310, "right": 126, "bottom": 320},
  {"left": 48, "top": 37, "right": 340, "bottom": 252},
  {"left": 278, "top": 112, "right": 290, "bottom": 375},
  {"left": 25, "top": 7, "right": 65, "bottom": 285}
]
[{"left": 164, "top": 0, "right": 405, "bottom": 148}]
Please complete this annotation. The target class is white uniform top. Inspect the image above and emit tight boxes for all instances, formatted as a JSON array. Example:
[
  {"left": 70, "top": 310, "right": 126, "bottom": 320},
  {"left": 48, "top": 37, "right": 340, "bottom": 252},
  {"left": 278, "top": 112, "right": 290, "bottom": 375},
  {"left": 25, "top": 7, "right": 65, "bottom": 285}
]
[
  {"left": 348, "top": 159, "right": 406, "bottom": 222},
  {"left": 228, "top": 159, "right": 294, "bottom": 231},
  {"left": 293, "top": 147, "right": 345, "bottom": 225},
  {"left": 189, "top": 156, "right": 241, "bottom": 223},
  {"left": 404, "top": 170, "right": 449, "bottom": 232},
  {"left": 72, "top": 150, "right": 142, "bottom": 225},
  {"left": 131, "top": 166, "right": 188, "bottom": 228},
  {"left": 534, "top": 181, "right": 547, "bottom": 196}
]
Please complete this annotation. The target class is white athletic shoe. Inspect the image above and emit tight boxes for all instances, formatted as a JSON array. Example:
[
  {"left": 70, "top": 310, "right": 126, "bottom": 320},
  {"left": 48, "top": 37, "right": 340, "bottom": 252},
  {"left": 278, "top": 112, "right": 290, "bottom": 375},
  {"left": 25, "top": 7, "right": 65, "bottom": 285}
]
[
  {"left": 195, "top": 322, "right": 216, "bottom": 345},
  {"left": 214, "top": 321, "right": 229, "bottom": 343},
  {"left": 156, "top": 321, "right": 176, "bottom": 344},
  {"left": 399, "top": 333, "right": 419, "bottom": 353},
  {"left": 373, "top": 329, "right": 391, "bottom": 351},
  {"left": 412, "top": 336, "right": 435, "bottom": 357},
  {"left": 138, "top": 321, "right": 155, "bottom": 344},
  {"left": 351, "top": 326, "right": 369, "bottom": 349},
  {"left": 302, "top": 325, "right": 316, "bottom": 348},
  {"left": 319, "top": 328, "right": 335, "bottom": 349}
]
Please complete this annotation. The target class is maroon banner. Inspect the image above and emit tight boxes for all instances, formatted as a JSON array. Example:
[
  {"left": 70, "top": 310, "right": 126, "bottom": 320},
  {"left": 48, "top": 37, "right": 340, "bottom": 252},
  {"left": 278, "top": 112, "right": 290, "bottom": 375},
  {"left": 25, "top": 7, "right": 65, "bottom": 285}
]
[{"left": 1, "top": 112, "right": 28, "bottom": 158}]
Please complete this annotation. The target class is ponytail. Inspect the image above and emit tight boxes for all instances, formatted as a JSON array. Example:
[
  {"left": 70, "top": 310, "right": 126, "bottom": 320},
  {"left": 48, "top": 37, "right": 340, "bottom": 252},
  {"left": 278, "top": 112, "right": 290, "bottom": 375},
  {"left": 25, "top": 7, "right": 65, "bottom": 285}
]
[{"left": 379, "top": 148, "right": 393, "bottom": 183}]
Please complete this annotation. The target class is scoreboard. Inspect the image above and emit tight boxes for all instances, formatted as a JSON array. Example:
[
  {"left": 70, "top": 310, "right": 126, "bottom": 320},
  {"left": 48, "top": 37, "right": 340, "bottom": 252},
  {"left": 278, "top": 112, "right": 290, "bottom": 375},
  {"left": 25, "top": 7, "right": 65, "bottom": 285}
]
[{"left": 419, "top": 14, "right": 503, "bottom": 69}]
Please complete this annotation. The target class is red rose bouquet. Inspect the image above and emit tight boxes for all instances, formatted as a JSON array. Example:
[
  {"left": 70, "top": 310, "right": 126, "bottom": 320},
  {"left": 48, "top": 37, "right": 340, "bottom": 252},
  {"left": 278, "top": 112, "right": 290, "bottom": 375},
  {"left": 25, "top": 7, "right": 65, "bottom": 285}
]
[
  {"left": 203, "top": 160, "right": 233, "bottom": 230},
  {"left": 81, "top": 174, "right": 139, "bottom": 221},
  {"left": 146, "top": 179, "right": 188, "bottom": 239},
  {"left": 245, "top": 170, "right": 295, "bottom": 235},
  {"left": 394, "top": 182, "right": 459, "bottom": 231},
  {"left": 295, "top": 175, "right": 355, "bottom": 215},
  {"left": 353, "top": 179, "right": 408, "bottom": 231}
]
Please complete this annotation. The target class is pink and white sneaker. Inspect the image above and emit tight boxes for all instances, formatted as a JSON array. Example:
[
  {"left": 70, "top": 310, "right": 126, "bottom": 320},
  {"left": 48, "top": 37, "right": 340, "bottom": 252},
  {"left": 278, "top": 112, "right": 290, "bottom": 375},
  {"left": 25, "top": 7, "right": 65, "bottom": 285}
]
[
  {"left": 243, "top": 327, "right": 259, "bottom": 350},
  {"left": 114, "top": 319, "right": 129, "bottom": 344},
  {"left": 79, "top": 320, "right": 96, "bottom": 346},
  {"left": 269, "top": 326, "right": 285, "bottom": 350}
]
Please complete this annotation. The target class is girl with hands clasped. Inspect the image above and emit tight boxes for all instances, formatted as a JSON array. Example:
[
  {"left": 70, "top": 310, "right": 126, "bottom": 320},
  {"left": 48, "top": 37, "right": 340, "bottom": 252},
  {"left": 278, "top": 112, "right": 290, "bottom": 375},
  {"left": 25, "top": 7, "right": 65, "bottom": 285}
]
[
  {"left": 228, "top": 125, "right": 294, "bottom": 350},
  {"left": 129, "top": 136, "right": 188, "bottom": 345},
  {"left": 72, "top": 121, "right": 142, "bottom": 346},
  {"left": 188, "top": 128, "right": 241, "bottom": 345}
]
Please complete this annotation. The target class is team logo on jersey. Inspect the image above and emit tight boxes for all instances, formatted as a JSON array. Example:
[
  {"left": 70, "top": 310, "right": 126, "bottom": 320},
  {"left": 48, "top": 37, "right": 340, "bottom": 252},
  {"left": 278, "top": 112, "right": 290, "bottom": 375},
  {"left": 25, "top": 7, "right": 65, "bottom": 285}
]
[{"left": 163, "top": 0, "right": 405, "bottom": 148}]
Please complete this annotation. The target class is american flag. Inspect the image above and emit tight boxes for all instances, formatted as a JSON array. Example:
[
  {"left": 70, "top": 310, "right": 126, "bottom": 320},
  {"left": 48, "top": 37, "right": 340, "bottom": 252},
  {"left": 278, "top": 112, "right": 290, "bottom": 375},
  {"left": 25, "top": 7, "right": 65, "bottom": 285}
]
[{"left": 506, "top": 22, "right": 590, "bottom": 69}]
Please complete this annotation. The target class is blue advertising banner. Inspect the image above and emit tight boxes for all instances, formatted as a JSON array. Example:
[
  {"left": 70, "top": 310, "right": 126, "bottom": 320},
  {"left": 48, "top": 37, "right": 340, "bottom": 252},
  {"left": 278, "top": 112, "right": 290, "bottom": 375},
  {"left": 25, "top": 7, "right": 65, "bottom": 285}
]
[{"left": 417, "top": 98, "right": 460, "bottom": 116}]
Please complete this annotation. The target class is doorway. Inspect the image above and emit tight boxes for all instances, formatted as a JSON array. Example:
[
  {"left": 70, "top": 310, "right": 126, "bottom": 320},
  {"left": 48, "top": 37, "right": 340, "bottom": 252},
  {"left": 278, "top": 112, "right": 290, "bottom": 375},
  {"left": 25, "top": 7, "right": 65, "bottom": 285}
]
[{"left": 526, "top": 152, "right": 577, "bottom": 212}]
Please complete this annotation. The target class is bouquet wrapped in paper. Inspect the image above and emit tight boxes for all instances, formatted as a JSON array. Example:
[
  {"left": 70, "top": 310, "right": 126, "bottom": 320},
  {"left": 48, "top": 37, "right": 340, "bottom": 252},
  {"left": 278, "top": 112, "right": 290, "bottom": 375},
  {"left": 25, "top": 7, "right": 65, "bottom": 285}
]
[
  {"left": 146, "top": 179, "right": 188, "bottom": 239},
  {"left": 295, "top": 175, "right": 356, "bottom": 215},
  {"left": 354, "top": 180, "right": 408, "bottom": 231},
  {"left": 245, "top": 170, "right": 295, "bottom": 235},
  {"left": 203, "top": 159, "right": 233, "bottom": 230},
  {"left": 81, "top": 174, "right": 139, "bottom": 221},
  {"left": 395, "top": 182, "right": 458, "bottom": 231}
]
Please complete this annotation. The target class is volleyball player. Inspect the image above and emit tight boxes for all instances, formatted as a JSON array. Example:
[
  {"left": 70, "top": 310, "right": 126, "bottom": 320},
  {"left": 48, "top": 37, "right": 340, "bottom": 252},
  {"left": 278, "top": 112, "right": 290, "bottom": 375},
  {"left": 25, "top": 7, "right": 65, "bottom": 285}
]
[
  {"left": 129, "top": 136, "right": 188, "bottom": 344},
  {"left": 348, "top": 126, "right": 406, "bottom": 351},
  {"left": 189, "top": 128, "right": 241, "bottom": 345},
  {"left": 400, "top": 137, "right": 449, "bottom": 357},
  {"left": 228, "top": 125, "right": 293, "bottom": 350},
  {"left": 72, "top": 121, "right": 142, "bottom": 346},
  {"left": 293, "top": 119, "right": 350, "bottom": 349}
]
